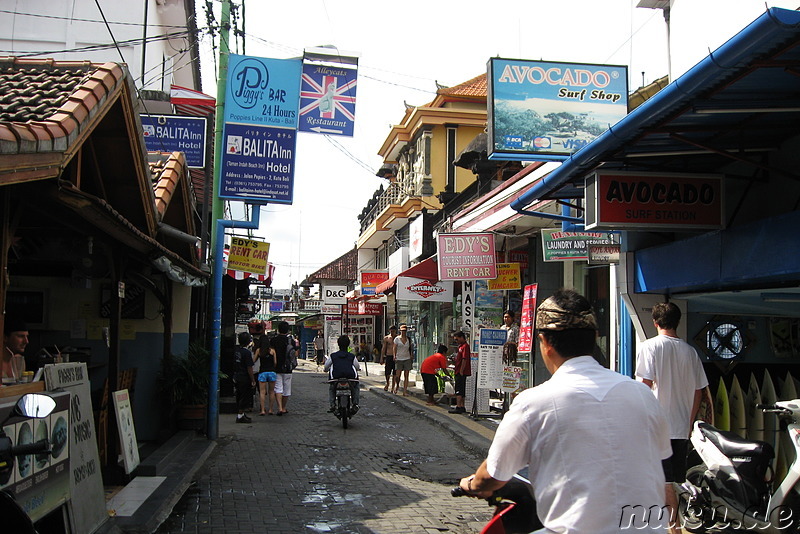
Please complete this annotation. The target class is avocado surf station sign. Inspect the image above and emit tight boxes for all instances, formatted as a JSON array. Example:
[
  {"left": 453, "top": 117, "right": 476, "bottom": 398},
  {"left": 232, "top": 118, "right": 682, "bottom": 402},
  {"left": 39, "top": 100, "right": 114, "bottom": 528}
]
[{"left": 585, "top": 171, "right": 723, "bottom": 230}]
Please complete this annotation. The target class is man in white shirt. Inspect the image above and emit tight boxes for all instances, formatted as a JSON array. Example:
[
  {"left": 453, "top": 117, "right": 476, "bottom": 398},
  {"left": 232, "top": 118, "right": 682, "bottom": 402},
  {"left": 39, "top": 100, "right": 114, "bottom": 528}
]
[
  {"left": 460, "top": 288, "right": 671, "bottom": 533},
  {"left": 636, "top": 301, "right": 709, "bottom": 534}
]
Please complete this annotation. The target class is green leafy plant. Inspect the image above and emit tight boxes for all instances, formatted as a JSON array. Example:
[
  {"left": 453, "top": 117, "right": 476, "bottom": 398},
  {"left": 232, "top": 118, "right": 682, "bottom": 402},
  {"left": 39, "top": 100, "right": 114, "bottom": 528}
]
[{"left": 160, "top": 341, "right": 222, "bottom": 406}]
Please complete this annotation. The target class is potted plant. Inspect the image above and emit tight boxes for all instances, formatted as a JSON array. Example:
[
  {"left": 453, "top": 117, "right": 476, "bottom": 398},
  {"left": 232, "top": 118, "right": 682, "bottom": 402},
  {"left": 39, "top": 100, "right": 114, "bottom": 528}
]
[{"left": 159, "top": 342, "right": 218, "bottom": 431}]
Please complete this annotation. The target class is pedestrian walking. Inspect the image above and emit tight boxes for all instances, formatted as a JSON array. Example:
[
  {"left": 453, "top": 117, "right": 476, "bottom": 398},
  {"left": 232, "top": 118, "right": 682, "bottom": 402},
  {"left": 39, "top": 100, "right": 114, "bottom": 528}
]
[
  {"left": 313, "top": 330, "right": 325, "bottom": 367},
  {"left": 254, "top": 331, "right": 278, "bottom": 416},
  {"left": 393, "top": 324, "right": 414, "bottom": 396},
  {"left": 420, "top": 345, "right": 449, "bottom": 406},
  {"left": 450, "top": 331, "right": 471, "bottom": 414},
  {"left": 635, "top": 301, "right": 709, "bottom": 534},
  {"left": 233, "top": 331, "right": 256, "bottom": 424},
  {"left": 271, "top": 321, "right": 295, "bottom": 416},
  {"left": 501, "top": 309, "right": 519, "bottom": 365},
  {"left": 380, "top": 325, "right": 397, "bottom": 392}
]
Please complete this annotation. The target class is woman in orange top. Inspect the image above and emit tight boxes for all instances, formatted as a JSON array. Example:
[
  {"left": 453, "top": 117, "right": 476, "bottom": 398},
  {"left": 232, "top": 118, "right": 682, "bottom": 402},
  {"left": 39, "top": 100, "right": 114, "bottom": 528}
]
[{"left": 420, "top": 345, "right": 450, "bottom": 406}]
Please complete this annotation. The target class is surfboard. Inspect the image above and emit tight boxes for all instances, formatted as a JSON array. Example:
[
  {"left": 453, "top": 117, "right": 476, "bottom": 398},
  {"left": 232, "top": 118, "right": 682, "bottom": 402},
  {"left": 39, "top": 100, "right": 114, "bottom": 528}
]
[
  {"left": 714, "top": 377, "right": 730, "bottom": 432},
  {"left": 746, "top": 373, "right": 764, "bottom": 442},
  {"left": 762, "top": 369, "right": 780, "bottom": 479},
  {"left": 777, "top": 372, "right": 798, "bottom": 485},
  {"left": 729, "top": 375, "right": 747, "bottom": 438}
]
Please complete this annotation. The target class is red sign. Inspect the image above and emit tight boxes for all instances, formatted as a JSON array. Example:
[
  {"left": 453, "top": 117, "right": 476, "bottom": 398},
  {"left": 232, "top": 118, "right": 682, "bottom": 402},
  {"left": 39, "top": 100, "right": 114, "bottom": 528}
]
[
  {"left": 346, "top": 300, "right": 383, "bottom": 315},
  {"left": 360, "top": 270, "right": 389, "bottom": 296},
  {"left": 587, "top": 171, "right": 723, "bottom": 230},
  {"left": 518, "top": 283, "right": 538, "bottom": 353},
  {"left": 437, "top": 232, "right": 497, "bottom": 281}
]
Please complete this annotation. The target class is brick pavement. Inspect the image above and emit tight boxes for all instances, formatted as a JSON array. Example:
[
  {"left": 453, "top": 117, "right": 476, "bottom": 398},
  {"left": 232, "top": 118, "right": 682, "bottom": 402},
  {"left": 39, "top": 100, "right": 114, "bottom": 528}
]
[{"left": 155, "top": 359, "right": 495, "bottom": 534}]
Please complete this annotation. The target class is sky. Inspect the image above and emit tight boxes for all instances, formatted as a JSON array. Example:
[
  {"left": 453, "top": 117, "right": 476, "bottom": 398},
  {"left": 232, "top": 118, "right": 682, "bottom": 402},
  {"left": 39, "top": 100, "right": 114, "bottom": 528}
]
[{"left": 196, "top": 0, "right": 796, "bottom": 289}]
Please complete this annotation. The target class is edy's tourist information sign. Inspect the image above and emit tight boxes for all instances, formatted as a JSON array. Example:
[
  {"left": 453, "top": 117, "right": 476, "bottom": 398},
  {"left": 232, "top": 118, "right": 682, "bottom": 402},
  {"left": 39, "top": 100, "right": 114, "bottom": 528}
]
[
  {"left": 227, "top": 236, "right": 270, "bottom": 275},
  {"left": 541, "top": 229, "right": 616, "bottom": 262},
  {"left": 219, "top": 54, "right": 302, "bottom": 203},
  {"left": 585, "top": 171, "right": 724, "bottom": 230},
  {"left": 437, "top": 232, "right": 497, "bottom": 281},
  {"left": 487, "top": 58, "right": 628, "bottom": 160}
]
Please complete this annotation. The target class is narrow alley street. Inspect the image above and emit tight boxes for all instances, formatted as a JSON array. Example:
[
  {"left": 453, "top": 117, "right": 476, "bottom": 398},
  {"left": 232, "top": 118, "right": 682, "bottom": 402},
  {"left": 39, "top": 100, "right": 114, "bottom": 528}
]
[{"left": 155, "top": 359, "right": 495, "bottom": 534}]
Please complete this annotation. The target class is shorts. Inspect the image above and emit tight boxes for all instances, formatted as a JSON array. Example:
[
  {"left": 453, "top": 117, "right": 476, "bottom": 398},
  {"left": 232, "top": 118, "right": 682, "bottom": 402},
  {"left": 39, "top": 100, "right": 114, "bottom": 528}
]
[
  {"left": 395, "top": 358, "right": 413, "bottom": 372},
  {"left": 258, "top": 371, "right": 277, "bottom": 383},
  {"left": 384, "top": 357, "right": 395, "bottom": 378},
  {"left": 274, "top": 373, "right": 292, "bottom": 396},
  {"left": 454, "top": 374, "right": 468, "bottom": 397},
  {"left": 662, "top": 439, "right": 689, "bottom": 483},
  {"left": 421, "top": 373, "right": 439, "bottom": 395}
]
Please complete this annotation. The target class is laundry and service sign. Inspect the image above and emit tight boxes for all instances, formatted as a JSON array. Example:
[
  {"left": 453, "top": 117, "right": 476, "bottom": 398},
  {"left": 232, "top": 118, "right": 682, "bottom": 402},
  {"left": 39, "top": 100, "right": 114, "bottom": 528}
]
[
  {"left": 219, "top": 54, "right": 302, "bottom": 203},
  {"left": 487, "top": 57, "right": 628, "bottom": 161},
  {"left": 585, "top": 171, "right": 724, "bottom": 230},
  {"left": 541, "top": 230, "right": 617, "bottom": 262}
]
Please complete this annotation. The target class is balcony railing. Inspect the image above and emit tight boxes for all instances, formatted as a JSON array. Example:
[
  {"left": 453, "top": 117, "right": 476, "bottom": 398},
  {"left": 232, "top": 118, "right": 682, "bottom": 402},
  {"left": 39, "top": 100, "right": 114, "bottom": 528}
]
[{"left": 359, "top": 179, "right": 415, "bottom": 234}]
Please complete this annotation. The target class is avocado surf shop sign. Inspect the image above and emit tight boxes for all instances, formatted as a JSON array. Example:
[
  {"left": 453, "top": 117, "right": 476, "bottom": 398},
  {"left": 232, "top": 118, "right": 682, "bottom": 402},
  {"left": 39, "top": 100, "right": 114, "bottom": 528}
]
[{"left": 585, "top": 171, "right": 723, "bottom": 231}]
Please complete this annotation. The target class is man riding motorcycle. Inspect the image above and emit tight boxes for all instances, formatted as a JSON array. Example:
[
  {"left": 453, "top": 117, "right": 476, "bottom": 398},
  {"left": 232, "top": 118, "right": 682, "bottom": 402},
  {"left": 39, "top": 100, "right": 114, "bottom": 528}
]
[{"left": 324, "top": 335, "right": 360, "bottom": 415}]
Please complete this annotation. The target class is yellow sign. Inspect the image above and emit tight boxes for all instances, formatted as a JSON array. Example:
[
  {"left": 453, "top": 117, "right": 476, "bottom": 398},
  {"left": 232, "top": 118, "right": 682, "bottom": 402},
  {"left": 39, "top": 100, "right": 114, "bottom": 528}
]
[
  {"left": 228, "top": 237, "right": 270, "bottom": 274},
  {"left": 487, "top": 263, "right": 521, "bottom": 291}
]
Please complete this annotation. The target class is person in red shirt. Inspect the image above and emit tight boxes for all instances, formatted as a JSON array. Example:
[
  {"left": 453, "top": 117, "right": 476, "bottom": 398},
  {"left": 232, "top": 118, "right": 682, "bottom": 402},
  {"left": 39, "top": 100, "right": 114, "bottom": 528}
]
[
  {"left": 450, "top": 331, "right": 471, "bottom": 414},
  {"left": 420, "top": 345, "right": 450, "bottom": 406}
]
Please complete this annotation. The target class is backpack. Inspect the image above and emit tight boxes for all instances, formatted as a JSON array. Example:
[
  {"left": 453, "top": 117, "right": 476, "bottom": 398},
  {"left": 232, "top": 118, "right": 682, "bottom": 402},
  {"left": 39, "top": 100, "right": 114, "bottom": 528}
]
[{"left": 281, "top": 336, "right": 298, "bottom": 372}]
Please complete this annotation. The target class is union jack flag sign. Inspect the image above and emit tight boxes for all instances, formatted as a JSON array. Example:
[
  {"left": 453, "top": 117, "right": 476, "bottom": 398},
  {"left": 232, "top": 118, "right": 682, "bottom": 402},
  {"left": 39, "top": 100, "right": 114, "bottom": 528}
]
[{"left": 299, "top": 63, "right": 357, "bottom": 137}]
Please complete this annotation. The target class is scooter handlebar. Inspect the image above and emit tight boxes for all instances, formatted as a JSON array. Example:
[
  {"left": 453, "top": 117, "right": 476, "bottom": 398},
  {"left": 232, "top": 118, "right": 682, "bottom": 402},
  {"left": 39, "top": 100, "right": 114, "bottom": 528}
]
[
  {"left": 451, "top": 486, "right": 466, "bottom": 497},
  {"left": 12, "top": 438, "right": 50, "bottom": 456}
]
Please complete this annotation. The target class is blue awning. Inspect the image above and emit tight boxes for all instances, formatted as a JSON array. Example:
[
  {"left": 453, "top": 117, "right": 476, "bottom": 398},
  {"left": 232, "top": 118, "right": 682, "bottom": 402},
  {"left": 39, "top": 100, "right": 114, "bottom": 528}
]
[{"left": 510, "top": 7, "right": 800, "bottom": 210}]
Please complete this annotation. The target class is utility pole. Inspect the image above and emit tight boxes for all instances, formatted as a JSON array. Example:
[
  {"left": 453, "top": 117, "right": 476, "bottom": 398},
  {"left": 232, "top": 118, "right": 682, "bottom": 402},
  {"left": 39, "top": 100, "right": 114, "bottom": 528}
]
[{"left": 208, "top": 0, "right": 231, "bottom": 441}]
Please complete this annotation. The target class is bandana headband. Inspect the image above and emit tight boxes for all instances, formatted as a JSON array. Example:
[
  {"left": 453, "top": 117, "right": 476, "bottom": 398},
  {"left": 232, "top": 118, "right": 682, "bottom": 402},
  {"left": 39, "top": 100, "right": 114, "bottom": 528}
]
[{"left": 535, "top": 297, "right": 598, "bottom": 331}]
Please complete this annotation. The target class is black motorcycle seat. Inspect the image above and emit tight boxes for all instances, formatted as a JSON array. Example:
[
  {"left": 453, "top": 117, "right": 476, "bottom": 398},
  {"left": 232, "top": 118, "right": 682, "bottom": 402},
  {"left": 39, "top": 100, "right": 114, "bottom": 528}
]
[{"left": 698, "top": 422, "right": 774, "bottom": 460}]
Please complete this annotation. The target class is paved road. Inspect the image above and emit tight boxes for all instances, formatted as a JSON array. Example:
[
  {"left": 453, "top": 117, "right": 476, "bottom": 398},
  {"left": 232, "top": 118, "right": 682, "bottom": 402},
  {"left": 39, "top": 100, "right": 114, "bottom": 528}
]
[{"left": 155, "top": 360, "right": 494, "bottom": 534}]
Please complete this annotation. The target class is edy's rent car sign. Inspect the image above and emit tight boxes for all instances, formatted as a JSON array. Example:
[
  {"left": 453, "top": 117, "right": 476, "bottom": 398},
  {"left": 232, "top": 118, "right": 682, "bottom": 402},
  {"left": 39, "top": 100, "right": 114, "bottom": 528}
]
[{"left": 437, "top": 233, "right": 497, "bottom": 281}]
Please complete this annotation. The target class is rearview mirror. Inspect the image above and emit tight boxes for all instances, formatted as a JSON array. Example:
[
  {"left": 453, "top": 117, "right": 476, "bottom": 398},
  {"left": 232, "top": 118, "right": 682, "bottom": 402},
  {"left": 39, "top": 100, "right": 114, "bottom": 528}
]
[{"left": 15, "top": 394, "right": 56, "bottom": 419}]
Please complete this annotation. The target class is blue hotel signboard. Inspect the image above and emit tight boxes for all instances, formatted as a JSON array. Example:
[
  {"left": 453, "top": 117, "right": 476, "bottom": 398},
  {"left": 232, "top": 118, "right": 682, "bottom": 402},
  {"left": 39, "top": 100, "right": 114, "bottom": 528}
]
[
  {"left": 220, "top": 55, "right": 302, "bottom": 203},
  {"left": 140, "top": 115, "right": 207, "bottom": 168}
]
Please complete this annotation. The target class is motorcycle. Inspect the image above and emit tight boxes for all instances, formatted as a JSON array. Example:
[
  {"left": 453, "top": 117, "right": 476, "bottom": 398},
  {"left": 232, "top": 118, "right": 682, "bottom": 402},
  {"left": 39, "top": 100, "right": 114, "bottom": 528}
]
[
  {"left": 0, "top": 393, "right": 57, "bottom": 534},
  {"left": 328, "top": 378, "right": 359, "bottom": 429},
  {"left": 678, "top": 400, "right": 800, "bottom": 533},
  {"left": 451, "top": 474, "right": 542, "bottom": 534}
]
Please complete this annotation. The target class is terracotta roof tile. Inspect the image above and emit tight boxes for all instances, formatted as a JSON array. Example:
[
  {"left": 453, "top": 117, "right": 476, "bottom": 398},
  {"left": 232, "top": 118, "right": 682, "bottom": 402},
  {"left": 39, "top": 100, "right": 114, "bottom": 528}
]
[
  {"left": 0, "top": 57, "right": 125, "bottom": 154},
  {"left": 437, "top": 73, "right": 487, "bottom": 98},
  {"left": 150, "top": 152, "right": 188, "bottom": 220},
  {"left": 308, "top": 248, "right": 358, "bottom": 283}
]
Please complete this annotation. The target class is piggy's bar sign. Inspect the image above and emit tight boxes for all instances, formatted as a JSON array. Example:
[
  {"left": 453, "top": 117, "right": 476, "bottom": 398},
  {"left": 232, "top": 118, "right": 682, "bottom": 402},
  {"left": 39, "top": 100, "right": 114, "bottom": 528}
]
[
  {"left": 437, "top": 232, "right": 497, "bottom": 281},
  {"left": 585, "top": 171, "right": 724, "bottom": 230}
]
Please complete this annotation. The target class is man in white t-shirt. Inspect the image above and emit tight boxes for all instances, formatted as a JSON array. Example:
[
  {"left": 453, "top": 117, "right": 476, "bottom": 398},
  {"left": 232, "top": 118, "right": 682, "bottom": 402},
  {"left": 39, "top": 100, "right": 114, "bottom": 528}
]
[
  {"left": 459, "top": 289, "right": 671, "bottom": 533},
  {"left": 635, "top": 301, "right": 709, "bottom": 534}
]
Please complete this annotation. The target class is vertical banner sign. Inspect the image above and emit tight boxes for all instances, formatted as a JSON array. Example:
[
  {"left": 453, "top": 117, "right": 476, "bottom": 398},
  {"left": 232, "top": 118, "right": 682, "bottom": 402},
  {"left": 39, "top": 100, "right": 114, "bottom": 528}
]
[
  {"left": 220, "top": 54, "right": 302, "bottom": 203},
  {"left": 518, "top": 283, "right": 538, "bottom": 352},
  {"left": 437, "top": 232, "right": 497, "bottom": 281},
  {"left": 43, "top": 363, "right": 107, "bottom": 534},
  {"left": 478, "top": 329, "right": 507, "bottom": 389},
  {"left": 299, "top": 63, "right": 358, "bottom": 136},
  {"left": 462, "top": 280, "right": 475, "bottom": 334}
]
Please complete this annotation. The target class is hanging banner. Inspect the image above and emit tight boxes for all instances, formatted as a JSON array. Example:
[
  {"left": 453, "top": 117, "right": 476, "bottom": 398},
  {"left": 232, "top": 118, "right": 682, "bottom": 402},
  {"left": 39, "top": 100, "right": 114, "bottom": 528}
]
[
  {"left": 541, "top": 229, "right": 616, "bottom": 262},
  {"left": 299, "top": 62, "right": 358, "bottom": 136},
  {"left": 487, "top": 263, "right": 521, "bottom": 291},
  {"left": 437, "top": 232, "right": 497, "bottom": 281},
  {"left": 227, "top": 236, "right": 270, "bottom": 275},
  {"left": 396, "top": 276, "right": 454, "bottom": 302},
  {"left": 518, "top": 283, "right": 538, "bottom": 352},
  {"left": 220, "top": 54, "right": 301, "bottom": 203}
]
